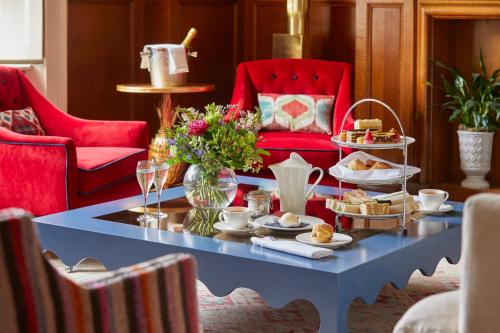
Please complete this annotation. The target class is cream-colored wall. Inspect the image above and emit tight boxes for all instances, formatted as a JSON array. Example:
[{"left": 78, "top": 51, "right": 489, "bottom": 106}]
[{"left": 25, "top": 0, "right": 67, "bottom": 111}]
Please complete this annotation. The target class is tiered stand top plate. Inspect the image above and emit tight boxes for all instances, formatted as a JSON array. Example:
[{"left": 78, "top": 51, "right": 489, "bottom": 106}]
[{"left": 331, "top": 136, "right": 416, "bottom": 149}]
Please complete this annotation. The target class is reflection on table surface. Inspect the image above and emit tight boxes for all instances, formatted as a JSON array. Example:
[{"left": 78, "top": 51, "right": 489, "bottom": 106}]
[{"left": 93, "top": 197, "right": 453, "bottom": 246}]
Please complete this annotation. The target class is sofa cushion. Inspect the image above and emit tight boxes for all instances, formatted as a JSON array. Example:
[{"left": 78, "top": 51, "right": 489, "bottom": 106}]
[
  {"left": 0, "top": 107, "right": 45, "bottom": 135},
  {"left": 257, "top": 131, "right": 340, "bottom": 170},
  {"left": 258, "top": 93, "right": 334, "bottom": 134},
  {"left": 76, "top": 147, "right": 147, "bottom": 194},
  {"left": 393, "top": 290, "right": 459, "bottom": 333}
]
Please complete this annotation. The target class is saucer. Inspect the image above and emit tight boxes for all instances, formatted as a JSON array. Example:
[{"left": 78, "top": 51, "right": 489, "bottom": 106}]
[
  {"left": 214, "top": 221, "right": 258, "bottom": 237},
  {"left": 418, "top": 203, "right": 453, "bottom": 214},
  {"left": 254, "top": 215, "right": 324, "bottom": 231},
  {"left": 295, "top": 232, "right": 353, "bottom": 249}
]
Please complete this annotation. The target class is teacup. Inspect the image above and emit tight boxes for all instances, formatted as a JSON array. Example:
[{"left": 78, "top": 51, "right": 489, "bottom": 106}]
[
  {"left": 419, "top": 189, "right": 449, "bottom": 211},
  {"left": 219, "top": 206, "right": 250, "bottom": 230}
]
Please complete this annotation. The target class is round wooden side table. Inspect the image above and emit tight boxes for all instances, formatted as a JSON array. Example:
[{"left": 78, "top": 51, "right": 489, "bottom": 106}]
[{"left": 116, "top": 83, "right": 215, "bottom": 183}]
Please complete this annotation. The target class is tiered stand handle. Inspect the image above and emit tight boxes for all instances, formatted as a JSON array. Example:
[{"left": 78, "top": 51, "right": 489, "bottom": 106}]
[{"left": 335, "top": 98, "right": 409, "bottom": 230}]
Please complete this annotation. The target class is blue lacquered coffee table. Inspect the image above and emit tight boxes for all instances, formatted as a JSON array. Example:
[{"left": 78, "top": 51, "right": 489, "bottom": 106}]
[{"left": 34, "top": 176, "right": 462, "bottom": 333}]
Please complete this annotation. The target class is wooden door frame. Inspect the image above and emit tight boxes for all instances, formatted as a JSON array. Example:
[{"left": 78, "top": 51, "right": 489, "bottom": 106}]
[{"left": 415, "top": 0, "right": 500, "bottom": 184}]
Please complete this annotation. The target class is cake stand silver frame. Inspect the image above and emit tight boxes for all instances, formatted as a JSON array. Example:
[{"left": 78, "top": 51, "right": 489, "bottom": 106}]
[{"left": 332, "top": 98, "right": 416, "bottom": 231}]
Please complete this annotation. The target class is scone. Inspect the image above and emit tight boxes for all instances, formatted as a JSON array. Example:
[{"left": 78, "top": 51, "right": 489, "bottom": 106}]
[
  {"left": 370, "top": 161, "right": 393, "bottom": 169},
  {"left": 312, "top": 223, "right": 334, "bottom": 243},
  {"left": 279, "top": 212, "right": 301, "bottom": 227},
  {"left": 348, "top": 159, "right": 368, "bottom": 171}
]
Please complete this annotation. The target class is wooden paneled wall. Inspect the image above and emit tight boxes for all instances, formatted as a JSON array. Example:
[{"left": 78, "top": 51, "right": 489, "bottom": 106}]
[
  {"left": 68, "top": 0, "right": 356, "bottom": 134},
  {"left": 355, "top": 0, "right": 414, "bottom": 164},
  {"left": 67, "top": 0, "right": 500, "bottom": 193}
]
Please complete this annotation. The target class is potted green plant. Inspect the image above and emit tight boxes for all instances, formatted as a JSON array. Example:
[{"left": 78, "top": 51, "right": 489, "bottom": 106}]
[{"left": 428, "top": 50, "right": 499, "bottom": 189}]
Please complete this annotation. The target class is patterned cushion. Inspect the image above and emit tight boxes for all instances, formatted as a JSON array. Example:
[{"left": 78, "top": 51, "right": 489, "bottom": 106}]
[
  {"left": 258, "top": 93, "right": 335, "bottom": 134},
  {"left": 0, "top": 107, "right": 45, "bottom": 135}
]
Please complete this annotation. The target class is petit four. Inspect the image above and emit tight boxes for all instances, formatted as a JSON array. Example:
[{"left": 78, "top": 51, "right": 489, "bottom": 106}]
[
  {"left": 372, "top": 128, "right": 401, "bottom": 144},
  {"left": 354, "top": 119, "right": 383, "bottom": 132},
  {"left": 346, "top": 130, "right": 366, "bottom": 143},
  {"left": 312, "top": 224, "right": 334, "bottom": 243},
  {"left": 364, "top": 129, "right": 374, "bottom": 144}
]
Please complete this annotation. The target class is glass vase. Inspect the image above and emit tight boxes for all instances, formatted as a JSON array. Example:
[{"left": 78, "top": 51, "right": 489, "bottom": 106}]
[{"left": 183, "top": 164, "right": 238, "bottom": 209}]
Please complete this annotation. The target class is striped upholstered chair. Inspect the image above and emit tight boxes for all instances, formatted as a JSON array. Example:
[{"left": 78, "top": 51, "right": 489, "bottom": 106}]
[{"left": 0, "top": 208, "right": 200, "bottom": 333}]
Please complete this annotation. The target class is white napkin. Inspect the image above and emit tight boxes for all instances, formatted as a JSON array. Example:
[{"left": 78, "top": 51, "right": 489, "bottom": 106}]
[
  {"left": 140, "top": 44, "right": 189, "bottom": 74},
  {"left": 251, "top": 237, "right": 333, "bottom": 259},
  {"left": 329, "top": 151, "right": 421, "bottom": 181}
]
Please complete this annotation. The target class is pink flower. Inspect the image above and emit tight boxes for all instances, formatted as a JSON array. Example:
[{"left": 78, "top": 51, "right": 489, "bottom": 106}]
[{"left": 188, "top": 120, "right": 208, "bottom": 136}]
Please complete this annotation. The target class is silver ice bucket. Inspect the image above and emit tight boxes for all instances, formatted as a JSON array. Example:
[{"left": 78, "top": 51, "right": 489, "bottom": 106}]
[{"left": 140, "top": 44, "right": 188, "bottom": 87}]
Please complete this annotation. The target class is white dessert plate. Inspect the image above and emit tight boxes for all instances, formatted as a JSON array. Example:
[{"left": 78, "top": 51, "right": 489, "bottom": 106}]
[
  {"left": 214, "top": 221, "right": 258, "bottom": 237},
  {"left": 327, "top": 207, "right": 403, "bottom": 220},
  {"left": 254, "top": 215, "right": 324, "bottom": 231},
  {"left": 417, "top": 204, "right": 453, "bottom": 214},
  {"left": 295, "top": 232, "right": 353, "bottom": 249},
  {"left": 331, "top": 135, "right": 415, "bottom": 149}
]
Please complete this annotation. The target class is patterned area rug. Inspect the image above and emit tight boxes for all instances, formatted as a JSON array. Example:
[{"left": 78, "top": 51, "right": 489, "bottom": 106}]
[{"left": 50, "top": 257, "right": 461, "bottom": 333}]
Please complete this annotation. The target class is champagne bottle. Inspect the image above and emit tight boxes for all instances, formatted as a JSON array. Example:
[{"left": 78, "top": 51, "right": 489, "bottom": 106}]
[{"left": 181, "top": 28, "right": 197, "bottom": 48}]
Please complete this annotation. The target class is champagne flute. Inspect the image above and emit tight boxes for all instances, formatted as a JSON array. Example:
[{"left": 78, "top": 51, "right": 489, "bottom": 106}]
[
  {"left": 153, "top": 159, "right": 170, "bottom": 221},
  {"left": 136, "top": 160, "right": 156, "bottom": 226}
]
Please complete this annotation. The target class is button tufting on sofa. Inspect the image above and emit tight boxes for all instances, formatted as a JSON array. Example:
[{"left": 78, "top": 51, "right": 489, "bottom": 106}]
[
  {"left": 313, "top": 74, "right": 319, "bottom": 80},
  {"left": 292, "top": 74, "right": 298, "bottom": 80},
  {"left": 271, "top": 73, "right": 277, "bottom": 79},
  {"left": 1, "top": 79, "right": 6, "bottom": 85}
]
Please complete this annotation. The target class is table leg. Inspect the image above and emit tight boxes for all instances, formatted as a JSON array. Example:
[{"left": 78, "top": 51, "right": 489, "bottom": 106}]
[{"left": 311, "top": 294, "right": 349, "bottom": 333}]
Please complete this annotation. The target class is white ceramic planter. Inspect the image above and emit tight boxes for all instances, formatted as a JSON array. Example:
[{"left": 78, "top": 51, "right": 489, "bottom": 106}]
[{"left": 457, "top": 130, "right": 495, "bottom": 190}]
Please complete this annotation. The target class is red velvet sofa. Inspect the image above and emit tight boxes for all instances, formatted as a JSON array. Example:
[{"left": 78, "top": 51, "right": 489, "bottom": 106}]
[
  {"left": 0, "top": 66, "right": 148, "bottom": 216},
  {"left": 229, "top": 59, "right": 354, "bottom": 184}
]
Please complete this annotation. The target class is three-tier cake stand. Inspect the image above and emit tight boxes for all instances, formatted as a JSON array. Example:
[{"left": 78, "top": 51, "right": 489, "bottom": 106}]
[{"left": 329, "top": 98, "right": 420, "bottom": 231}]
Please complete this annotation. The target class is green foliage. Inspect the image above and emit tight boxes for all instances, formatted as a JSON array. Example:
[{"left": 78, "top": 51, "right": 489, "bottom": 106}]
[
  {"left": 426, "top": 49, "right": 500, "bottom": 131},
  {"left": 167, "top": 103, "right": 269, "bottom": 177}
]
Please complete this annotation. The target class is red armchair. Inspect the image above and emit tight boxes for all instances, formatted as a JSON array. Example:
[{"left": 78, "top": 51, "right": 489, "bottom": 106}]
[
  {"left": 0, "top": 66, "right": 148, "bottom": 216},
  {"left": 229, "top": 59, "right": 354, "bottom": 182}
]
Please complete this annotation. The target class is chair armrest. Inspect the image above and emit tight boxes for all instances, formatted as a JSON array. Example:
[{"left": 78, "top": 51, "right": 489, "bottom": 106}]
[
  {"left": 80, "top": 253, "right": 199, "bottom": 333},
  {"left": 0, "top": 128, "right": 78, "bottom": 215},
  {"left": 18, "top": 72, "right": 149, "bottom": 148},
  {"left": 64, "top": 118, "right": 149, "bottom": 148}
]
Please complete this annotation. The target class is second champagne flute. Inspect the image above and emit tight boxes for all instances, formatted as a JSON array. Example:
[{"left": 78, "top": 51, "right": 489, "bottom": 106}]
[
  {"left": 136, "top": 160, "right": 156, "bottom": 226},
  {"left": 153, "top": 159, "right": 170, "bottom": 221}
]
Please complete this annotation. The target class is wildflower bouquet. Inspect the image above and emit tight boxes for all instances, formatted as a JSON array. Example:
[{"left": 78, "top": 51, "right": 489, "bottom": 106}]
[
  {"left": 168, "top": 103, "right": 266, "bottom": 174},
  {"left": 167, "top": 103, "right": 267, "bottom": 212}
]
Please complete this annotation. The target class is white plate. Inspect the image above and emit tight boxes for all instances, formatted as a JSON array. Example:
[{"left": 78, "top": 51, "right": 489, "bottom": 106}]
[
  {"left": 331, "top": 136, "right": 415, "bottom": 149},
  {"left": 417, "top": 204, "right": 453, "bottom": 214},
  {"left": 327, "top": 207, "right": 403, "bottom": 220},
  {"left": 329, "top": 172, "right": 418, "bottom": 185},
  {"left": 295, "top": 232, "right": 353, "bottom": 249},
  {"left": 214, "top": 221, "right": 258, "bottom": 237},
  {"left": 254, "top": 215, "right": 324, "bottom": 231}
]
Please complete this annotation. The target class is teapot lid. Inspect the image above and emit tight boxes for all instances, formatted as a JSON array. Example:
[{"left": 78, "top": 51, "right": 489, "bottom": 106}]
[{"left": 270, "top": 152, "right": 311, "bottom": 168}]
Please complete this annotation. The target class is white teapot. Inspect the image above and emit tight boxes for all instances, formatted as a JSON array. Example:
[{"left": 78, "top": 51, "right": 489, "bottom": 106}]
[{"left": 269, "top": 153, "right": 324, "bottom": 215}]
